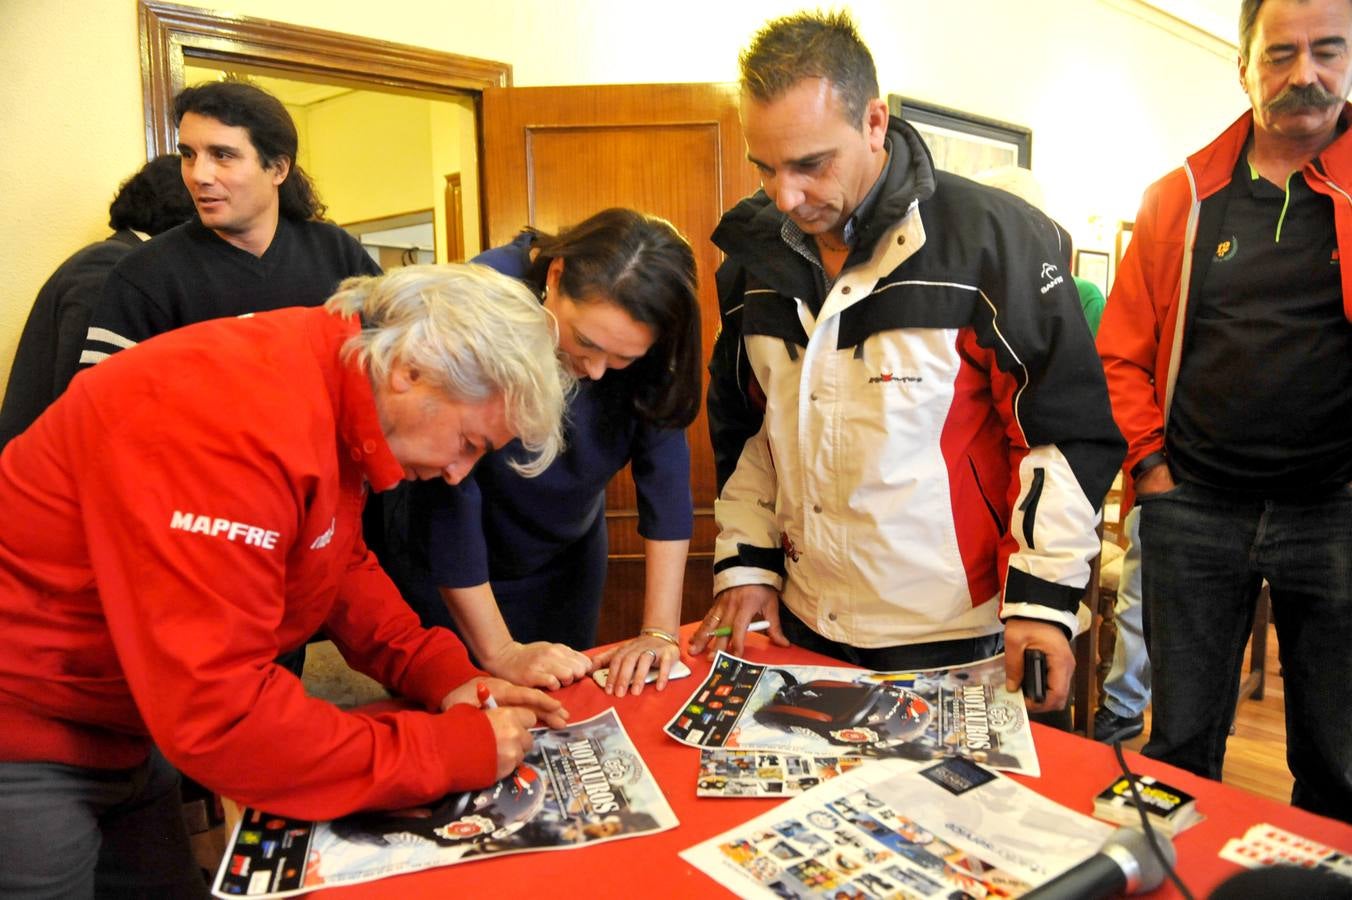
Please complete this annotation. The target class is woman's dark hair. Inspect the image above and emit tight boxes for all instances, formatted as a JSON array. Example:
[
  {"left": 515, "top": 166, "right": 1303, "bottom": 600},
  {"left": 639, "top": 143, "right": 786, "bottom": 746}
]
[
  {"left": 527, "top": 208, "right": 701, "bottom": 429},
  {"left": 173, "top": 79, "right": 326, "bottom": 221},
  {"left": 108, "top": 154, "right": 194, "bottom": 235}
]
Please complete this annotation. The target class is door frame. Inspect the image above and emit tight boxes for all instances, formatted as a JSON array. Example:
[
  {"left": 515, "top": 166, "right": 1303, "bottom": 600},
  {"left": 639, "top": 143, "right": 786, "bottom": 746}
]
[{"left": 138, "top": 0, "right": 510, "bottom": 157}]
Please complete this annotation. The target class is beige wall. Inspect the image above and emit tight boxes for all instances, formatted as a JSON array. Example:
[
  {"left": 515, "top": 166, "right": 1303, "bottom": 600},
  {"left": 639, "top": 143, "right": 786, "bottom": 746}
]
[
  {"left": 306, "top": 90, "right": 479, "bottom": 259},
  {"left": 305, "top": 91, "right": 434, "bottom": 226},
  {"left": 428, "top": 97, "right": 482, "bottom": 259},
  {"left": 1, "top": 0, "right": 1244, "bottom": 391}
]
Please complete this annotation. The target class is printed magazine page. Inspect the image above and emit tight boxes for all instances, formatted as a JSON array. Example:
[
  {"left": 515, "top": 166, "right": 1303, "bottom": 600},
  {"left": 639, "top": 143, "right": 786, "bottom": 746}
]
[
  {"left": 212, "top": 708, "right": 676, "bottom": 898},
  {"left": 681, "top": 757, "right": 1113, "bottom": 898},
  {"left": 1219, "top": 823, "right": 1352, "bottom": 883},
  {"left": 697, "top": 750, "right": 870, "bottom": 798},
  {"left": 665, "top": 652, "right": 1040, "bottom": 776}
]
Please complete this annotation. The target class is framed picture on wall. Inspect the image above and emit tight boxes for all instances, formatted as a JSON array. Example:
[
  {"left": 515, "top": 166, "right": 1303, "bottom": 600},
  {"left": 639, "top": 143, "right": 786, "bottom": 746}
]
[
  {"left": 888, "top": 96, "right": 1032, "bottom": 177},
  {"left": 1074, "top": 249, "right": 1111, "bottom": 296}
]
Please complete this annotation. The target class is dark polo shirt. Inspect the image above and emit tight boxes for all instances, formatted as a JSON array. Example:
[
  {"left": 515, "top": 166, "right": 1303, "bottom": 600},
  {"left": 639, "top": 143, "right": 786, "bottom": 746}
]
[{"left": 1168, "top": 151, "right": 1352, "bottom": 497}]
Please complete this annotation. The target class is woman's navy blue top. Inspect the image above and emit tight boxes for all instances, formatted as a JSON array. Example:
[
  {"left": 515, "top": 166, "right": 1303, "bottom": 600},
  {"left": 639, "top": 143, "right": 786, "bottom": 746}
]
[{"left": 420, "top": 233, "right": 693, "bottom": 588}]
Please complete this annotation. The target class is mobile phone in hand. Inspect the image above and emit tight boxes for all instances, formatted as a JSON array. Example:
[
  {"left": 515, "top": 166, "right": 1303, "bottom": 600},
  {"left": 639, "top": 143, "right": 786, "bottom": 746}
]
[{"left": 1022, "top": 649, "right": 1047, "bottom": 703}]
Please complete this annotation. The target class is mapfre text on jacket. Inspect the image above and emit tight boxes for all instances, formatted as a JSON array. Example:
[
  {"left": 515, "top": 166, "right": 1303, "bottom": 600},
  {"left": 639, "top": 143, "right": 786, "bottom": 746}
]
[{"left": 169, "top": 510, "right": 280, "bottom": 549}]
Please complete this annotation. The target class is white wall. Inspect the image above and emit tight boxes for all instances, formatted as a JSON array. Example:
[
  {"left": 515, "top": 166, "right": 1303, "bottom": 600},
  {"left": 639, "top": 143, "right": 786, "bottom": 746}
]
[{"left": 1, "top": 0, "right": 1245, "bottom": 391}]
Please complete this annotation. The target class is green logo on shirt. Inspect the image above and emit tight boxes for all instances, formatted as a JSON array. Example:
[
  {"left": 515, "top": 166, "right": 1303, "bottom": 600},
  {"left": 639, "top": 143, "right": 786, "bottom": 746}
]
[{"left": 1215, "top": 236, "right": 1238, "bottom": 261}]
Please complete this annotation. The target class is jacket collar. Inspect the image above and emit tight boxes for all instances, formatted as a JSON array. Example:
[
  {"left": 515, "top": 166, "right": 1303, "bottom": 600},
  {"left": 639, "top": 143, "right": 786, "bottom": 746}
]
[
  {"left": 310, "top": 309, "right": 406, "bottom": 492},
  {"left": 1187, "top": 104, "right": 1352, "bottom": 200},
  {"left": 713, "top": 115, "right": 936, "bottom": 298}
]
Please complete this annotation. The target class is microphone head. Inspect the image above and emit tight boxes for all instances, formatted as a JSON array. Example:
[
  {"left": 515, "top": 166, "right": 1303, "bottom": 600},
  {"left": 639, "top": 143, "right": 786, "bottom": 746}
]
[{"left": 1102, "top": 826, "right": 1176, "bottom": 893}]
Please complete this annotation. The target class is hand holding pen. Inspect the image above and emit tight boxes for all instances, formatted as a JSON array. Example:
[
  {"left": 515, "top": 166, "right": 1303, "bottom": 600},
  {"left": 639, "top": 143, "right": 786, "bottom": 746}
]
[
  {"left": 707, "top": 620, "right": 771, "bottom": 639},
  {"left": 689, "top": 588, "right": 792, "bottom": 657}
]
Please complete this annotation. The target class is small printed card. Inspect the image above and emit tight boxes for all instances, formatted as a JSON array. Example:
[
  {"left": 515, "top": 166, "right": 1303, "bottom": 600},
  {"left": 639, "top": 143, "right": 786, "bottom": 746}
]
[
  {"left": 1218, "top": 823, "right": 1352, "bottom": 883},
  {"left": 1092, "top": 774, "right": 1202, "bottom": 836},
  {"left": 696, "top": 749, "right": 870, "bottom": 798}
]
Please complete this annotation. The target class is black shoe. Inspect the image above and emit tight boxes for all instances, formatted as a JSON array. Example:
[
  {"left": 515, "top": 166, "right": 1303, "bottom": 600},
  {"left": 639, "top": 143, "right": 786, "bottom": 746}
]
[{"left": 1093, "top": 706, "right": 1144, "bottom": 743}]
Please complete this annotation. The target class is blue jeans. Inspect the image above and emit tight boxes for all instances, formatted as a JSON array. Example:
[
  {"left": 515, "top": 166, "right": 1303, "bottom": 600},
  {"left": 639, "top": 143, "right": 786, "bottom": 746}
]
[
  {"left": 1138, "top": 480, "right": 1352, "bottom": 823},
  {"left": 0, "top": 749, "right": 207, "bottom": 898},
  {"left": 1102, "top": 507, "right": 1150, "bottom": 718}
]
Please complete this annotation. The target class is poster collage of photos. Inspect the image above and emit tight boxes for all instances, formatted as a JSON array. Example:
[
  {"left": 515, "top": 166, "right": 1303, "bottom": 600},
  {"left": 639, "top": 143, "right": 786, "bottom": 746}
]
[
  {"left": 682, "top": 757, "right": 1113, "bottom": 899},
  {"left": 666, "top": 653, "right": 1040, "bottom": 776},
  {"left": 698, "top": 750, "right": 870, "bottom": 798}
]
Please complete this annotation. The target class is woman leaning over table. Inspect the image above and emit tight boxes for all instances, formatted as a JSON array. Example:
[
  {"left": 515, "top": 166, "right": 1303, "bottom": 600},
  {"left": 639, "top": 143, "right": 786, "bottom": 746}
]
[{"left": 391, "top": 208, "right": 701, "bottom": 697}]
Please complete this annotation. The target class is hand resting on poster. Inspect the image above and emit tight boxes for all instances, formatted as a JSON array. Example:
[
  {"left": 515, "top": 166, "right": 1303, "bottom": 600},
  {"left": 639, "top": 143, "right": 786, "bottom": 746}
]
[{"left": 591, "top": 633, "right": 688, "bottom": 698}]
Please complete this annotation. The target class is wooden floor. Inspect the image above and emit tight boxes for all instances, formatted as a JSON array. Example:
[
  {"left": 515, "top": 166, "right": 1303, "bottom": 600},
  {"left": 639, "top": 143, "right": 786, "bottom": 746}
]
[{"left": 1117, "top": 622, "right": 1294, "bottom": 804}]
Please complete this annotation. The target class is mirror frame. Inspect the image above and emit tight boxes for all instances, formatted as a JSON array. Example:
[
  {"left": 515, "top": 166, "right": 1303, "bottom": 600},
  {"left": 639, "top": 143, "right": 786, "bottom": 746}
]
[{"left": 138, "top": 0, "right": 511, "bottom": 157}]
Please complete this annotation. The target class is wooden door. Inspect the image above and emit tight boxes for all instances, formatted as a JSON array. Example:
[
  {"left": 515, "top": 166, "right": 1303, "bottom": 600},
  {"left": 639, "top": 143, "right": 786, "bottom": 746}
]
[{"left": 481, "top": 83, "right": 759, "bottom": 645}]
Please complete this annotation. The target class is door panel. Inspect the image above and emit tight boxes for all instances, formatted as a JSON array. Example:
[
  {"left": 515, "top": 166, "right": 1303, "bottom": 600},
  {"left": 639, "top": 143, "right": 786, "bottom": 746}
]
[{"left": 482, "top": 83, "right": 759, "bottom": 644}]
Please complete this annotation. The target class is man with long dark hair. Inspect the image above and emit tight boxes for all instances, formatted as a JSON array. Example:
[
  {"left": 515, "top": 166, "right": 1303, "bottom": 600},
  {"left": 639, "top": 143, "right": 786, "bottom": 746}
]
[{"left": 80, "top": 79, "right": 378, "bottom": 366}]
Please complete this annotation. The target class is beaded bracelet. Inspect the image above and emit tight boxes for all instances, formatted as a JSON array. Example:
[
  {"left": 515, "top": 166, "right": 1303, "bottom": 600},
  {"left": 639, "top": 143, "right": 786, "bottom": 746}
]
[{"left": 639, "top": 627, "right": 679, "bottom": 646}]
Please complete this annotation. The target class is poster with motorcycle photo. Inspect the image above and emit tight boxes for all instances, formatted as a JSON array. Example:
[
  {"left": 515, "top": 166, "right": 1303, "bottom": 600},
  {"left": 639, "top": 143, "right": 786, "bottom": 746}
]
[
  {"left": 211, "top": 709, "right": 677, "bottom": 898},
  {"left": 664, "top": 652, "right": 1040, "bottom": 776}
]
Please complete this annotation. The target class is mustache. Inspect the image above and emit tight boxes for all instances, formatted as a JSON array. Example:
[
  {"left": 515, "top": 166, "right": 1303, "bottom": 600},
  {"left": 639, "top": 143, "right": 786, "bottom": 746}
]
[{"left": 1266, "top": 81, "right": 1343, "bottom": 114}]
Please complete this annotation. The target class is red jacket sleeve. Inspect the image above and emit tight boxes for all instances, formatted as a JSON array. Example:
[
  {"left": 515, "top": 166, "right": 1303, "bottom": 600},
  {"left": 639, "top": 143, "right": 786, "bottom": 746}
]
[
  {"left": 79, "top": 403, "right": 496, "bottom": 821},
  {"left": 1097, "top": 182, "right": 1174, "bottom": 481},
  {"left": 324, "top": 538, "right": 485, "bottom": 711}
]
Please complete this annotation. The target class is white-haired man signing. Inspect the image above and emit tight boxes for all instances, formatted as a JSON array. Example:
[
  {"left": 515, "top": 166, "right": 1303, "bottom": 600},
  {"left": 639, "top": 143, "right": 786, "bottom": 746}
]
[{"left": 0, "top": 264, "right": 574, "bottom": 896}]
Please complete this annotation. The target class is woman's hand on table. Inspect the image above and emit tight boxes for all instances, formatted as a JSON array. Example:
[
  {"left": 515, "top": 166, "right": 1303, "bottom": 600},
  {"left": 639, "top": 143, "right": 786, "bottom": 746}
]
[
  {"left": 480, "top": 640, "right": 593, "bottom": 690},
  {"left": 592, "top": 632, "right": 681, "bottom": 698},
  {"left": 688, "top": 585, "right": 790, "bottom": 657}
]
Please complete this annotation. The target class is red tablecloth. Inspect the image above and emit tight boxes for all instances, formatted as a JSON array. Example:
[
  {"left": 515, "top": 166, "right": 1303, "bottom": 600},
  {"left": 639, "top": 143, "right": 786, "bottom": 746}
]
[{"left": 320, "top": 625, "right": 1352, "bottom": 898}]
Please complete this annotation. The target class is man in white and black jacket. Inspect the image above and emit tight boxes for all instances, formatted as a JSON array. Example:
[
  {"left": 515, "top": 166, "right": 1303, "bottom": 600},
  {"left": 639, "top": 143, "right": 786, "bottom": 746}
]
[{"left": 691, "top": 10, "right": 1124, "bottom": 714}]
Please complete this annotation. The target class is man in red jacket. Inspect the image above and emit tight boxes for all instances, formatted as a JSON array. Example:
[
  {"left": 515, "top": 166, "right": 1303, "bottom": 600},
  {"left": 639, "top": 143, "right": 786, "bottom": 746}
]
[
  {"left": 0, "top": 264, "right": 574, "bottom": 895},
  {"left": 1098, "top": 0, "right": 1352, "bottom": 823}
]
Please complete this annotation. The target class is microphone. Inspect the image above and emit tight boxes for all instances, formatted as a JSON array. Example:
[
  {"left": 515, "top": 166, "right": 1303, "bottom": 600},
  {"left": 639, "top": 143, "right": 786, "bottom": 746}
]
[{"left": 1023, "top": 827, "right": 1176, "bottom": 899}]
